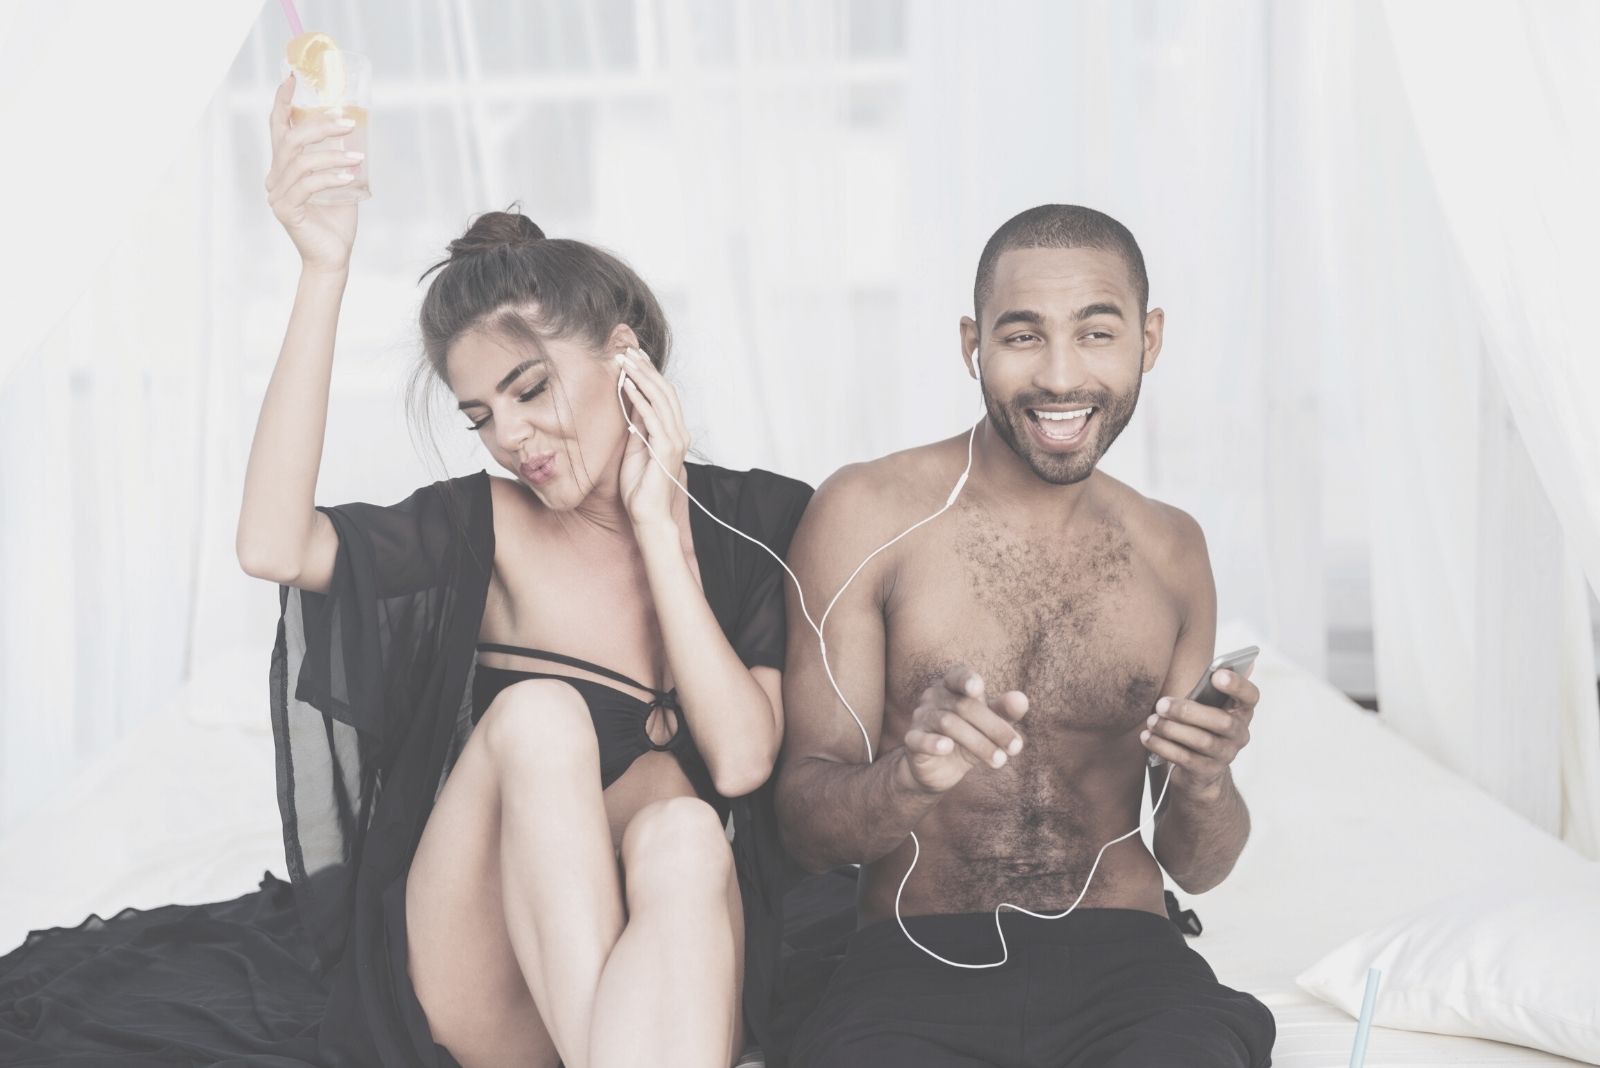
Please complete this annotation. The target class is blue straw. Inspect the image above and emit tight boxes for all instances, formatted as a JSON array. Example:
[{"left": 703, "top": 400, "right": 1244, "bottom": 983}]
[{"left": 1349, "top": 966, "right": 1382, "bottom": 1067}]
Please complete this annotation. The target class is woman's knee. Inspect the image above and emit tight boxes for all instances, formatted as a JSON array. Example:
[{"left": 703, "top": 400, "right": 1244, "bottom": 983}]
[
  {"left": 476, "top": 678, "right": 598, "bottom": 779},
  {"left": 621, "top": 797, "right": 732, "bottom": 892}
]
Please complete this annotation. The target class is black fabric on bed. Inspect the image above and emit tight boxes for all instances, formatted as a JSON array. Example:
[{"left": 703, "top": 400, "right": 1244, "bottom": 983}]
[
  {"left": 0, "top": 872, "right": 323, "bottom": 1065},
  {"left": 1, "top": 462, "right": 814, "bottom": 1066}
]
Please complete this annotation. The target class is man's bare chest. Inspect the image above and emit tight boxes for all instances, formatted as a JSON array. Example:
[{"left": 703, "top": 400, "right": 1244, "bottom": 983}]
[{"left": 884, "top": 508, "right": 1180, "bottom": 739}]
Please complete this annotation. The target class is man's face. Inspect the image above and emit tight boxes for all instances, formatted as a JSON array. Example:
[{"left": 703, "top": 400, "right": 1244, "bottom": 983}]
[{"left": 962, "top": 246, "right": 1161, "bottom": 486}]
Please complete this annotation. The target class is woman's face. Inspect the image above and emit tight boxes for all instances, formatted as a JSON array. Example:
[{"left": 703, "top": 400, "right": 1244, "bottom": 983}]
[{"left": 448, "top": 323, "right": 631, "bottom": 510}]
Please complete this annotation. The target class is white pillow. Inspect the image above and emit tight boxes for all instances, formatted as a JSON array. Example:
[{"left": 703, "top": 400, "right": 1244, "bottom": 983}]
[{"left": 1296, "top": 878, "right": 1600, "bottom": 1064}]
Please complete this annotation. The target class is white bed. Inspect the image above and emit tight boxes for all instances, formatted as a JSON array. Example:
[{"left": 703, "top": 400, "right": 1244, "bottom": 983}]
[
  {"left": 1188, "top": 623, "right": 1597, "bottom": 1066},
  {"left": 3, "top": 629, "right": 1595, "bottom": 1066}
]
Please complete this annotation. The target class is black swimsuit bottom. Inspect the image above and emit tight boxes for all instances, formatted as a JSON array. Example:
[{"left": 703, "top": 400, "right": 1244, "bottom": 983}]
[{"left": 471, "top": 642, "right": 726, "bottom": 818}]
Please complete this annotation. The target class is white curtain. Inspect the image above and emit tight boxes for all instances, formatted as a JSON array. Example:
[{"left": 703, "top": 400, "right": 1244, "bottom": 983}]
[
  {"left": 1342, "top": 0, "right": 1600, "bottom": 855},
  {"left": 0, "top": 0, "right": 259, "bottom": 834},
  {"left": 4, "top": 0, "right": 1594, "bottom": 856},
  {"left": 178, "top": 0, "right": 1339, "bottom": 696},
  {"left": 1383, "top": 0, "right": 1600, "bottom": 854},
  {"left": 897, "top": 0, "right": 1336, "bottom": 676},
  {"left": 0, "top": 1, "right": 260, "bottom": 380},
  {"left": 1384, "top": 0, "right": 1600, "bottom": 596}
]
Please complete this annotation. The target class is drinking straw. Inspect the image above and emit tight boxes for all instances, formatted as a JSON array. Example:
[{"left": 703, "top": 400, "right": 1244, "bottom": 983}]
[
  {"left": 279, "top": 0, "right": 304, "bottom": 37},
  {"left": 1348, "top": 967, "right": 1382, "bottom": 1068}
]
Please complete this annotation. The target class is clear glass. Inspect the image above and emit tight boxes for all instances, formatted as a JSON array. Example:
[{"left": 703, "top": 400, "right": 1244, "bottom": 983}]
[{"left": 282, "top": 50, "right": 372, "bottom": 205}]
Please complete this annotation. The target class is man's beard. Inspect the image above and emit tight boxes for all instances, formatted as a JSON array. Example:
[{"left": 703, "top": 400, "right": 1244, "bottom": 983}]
[{"left": 984, "top": 377, "right": 1140, "bottom": 486}]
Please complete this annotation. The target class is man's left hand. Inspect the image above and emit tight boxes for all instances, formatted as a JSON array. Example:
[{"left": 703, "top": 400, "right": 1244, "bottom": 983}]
[{"left": 1140, "top": 667, "right": 1258, "bottom": 799}]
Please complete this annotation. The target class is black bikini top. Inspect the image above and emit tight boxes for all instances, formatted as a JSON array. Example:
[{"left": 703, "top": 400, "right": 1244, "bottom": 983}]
[{"left": 477, "top": 643, "right": 676, "bottom": 703}]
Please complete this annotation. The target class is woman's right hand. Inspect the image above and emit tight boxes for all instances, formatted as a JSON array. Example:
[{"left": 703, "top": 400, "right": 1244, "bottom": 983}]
[{"left": 266, "top": 74, "right": 360, "bottom": 273}]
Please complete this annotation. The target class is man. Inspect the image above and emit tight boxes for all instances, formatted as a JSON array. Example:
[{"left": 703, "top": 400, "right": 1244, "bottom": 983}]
[{"left": 775, "top": 205, "right": 1275, "bottom": 1067}]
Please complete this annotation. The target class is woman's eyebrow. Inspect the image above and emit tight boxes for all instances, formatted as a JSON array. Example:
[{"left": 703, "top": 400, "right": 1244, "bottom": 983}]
[{"left": 456, "top": 358, "right": 545, "bottom": 410}]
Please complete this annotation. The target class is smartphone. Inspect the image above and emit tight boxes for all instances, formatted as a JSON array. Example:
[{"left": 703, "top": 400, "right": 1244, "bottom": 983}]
[{"left": 1147, "top": 645, "right": 1260, "bottom": 768}]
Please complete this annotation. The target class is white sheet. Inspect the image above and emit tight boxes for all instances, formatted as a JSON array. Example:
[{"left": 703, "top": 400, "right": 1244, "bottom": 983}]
[
  {"left": 0, "top": 662, "right": 283, "bottom": 954},
  {"left": 1189, "top": 622, "right": 1599, "bottom": 1065},
  {"left": 4, "top": 626, "right": 1596, "bottom": 1065}
]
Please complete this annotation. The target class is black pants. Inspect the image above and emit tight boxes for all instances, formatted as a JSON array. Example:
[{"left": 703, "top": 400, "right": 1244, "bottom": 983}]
[{"left": 791, "top": 909, "right": 1275, "bottom": 1068}]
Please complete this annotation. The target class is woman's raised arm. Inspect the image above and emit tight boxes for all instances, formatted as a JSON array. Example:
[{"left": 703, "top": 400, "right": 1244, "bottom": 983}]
[{"left": 236, "top": 74, "right": 364, "bottom": 592}]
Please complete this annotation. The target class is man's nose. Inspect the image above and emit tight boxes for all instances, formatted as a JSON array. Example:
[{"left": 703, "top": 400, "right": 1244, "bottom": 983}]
[{"left": 1034, "top": 341, "right": 1091, "bottom": 396}]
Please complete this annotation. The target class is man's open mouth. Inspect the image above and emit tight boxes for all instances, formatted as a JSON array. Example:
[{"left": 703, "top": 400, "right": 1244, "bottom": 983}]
[{"left": 1026, "top": 406, "right": 1096, "bottom": 445}]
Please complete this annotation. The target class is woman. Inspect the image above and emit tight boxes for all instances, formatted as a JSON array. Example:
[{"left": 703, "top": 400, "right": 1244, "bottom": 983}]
[{"left": 239, "top": 76, "right": 811, "bottom": 1067}]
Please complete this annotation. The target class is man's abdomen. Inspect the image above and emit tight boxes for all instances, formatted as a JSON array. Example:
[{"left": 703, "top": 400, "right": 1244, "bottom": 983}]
[{"left": 856, "top": 764, "right": 1169, "bottom": 925}]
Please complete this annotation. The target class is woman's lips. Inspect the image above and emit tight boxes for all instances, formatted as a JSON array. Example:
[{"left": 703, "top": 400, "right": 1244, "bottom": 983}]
[{"left": 519, "top": 452, "right": 558, "bottom": 485}]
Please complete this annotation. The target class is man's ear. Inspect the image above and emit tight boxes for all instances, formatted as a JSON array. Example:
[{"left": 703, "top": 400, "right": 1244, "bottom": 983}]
[
  {"left": 1141, "top": 307, "right": 1165, "bottom": 373},
  {"left": 959, "top": 315, "right": 981, "bottom": 380},
  {"left": 604, "top": 323, "right": 643, "bottom": 359}
]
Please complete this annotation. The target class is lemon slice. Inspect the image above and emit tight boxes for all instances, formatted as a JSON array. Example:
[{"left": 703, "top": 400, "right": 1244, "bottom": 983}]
[{"left": 286, "top": 31, "right": 346, "bottom": 99}]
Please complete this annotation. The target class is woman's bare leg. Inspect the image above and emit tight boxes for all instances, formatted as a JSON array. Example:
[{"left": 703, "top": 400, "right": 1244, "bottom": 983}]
[
  {"left": 487, "top": 680, "right": 627, "bottom": 1068},
  {"left": 588, "top": 797, "right": 746, "bottom": 1068},
  {"left": 407, "top": 679, "right": 623, "bottom": 1068}
]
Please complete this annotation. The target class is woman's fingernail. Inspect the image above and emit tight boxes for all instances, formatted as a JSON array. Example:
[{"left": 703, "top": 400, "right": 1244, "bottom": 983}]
[
  {"left": 992, "top": 751, "right": 1007, "bottom": 768},
  {"left": 1140, "top": 729, "right": 1152, "bottom": 743},
  {"left": 335, "top": 171, "right": 355, "bottom": 181},
  {"left": 1147, "top": 713, "right": 1159, "bottom": 728},
  {"left": 1156, "top": 697, "right": 1172, "bottom": 714},
  {"left": 1218, "top": 671, "right": 1233, "bottom": 686},
  {"left": 344, "top": 150, "right": 364, "bottom": 161},
  {"left": 1008, "top": 738, "right": 1022, "bottom": 755}
]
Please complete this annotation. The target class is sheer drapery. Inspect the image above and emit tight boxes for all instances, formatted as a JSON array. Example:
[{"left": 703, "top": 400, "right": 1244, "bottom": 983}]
[
  {"left": 897, "top": 0, "right": 1337, "bottom": 675},
  {"left": 0, "top": 1, "right": 255, "bottom": 830},
  {"left": 1383, "top": 0, "right": 1600, "bottom": 854},
  {"left": 0, "top": 138, "right": 216, "bottom": 830},
  {"left": 3, "top": 0, "right": 1593, "bottom": 862},
  {"left": 179, "top": 0, "right": 1342, "bottom": 705},
  {"left": 0, "top": 1, "right": 259, "bottom": 382},
  {"left": 1344, "top": 0, "right": 1600, "bottom": 855},
  {"left": 1383, "top": 0, "right": 1600, "bottom": 597}
]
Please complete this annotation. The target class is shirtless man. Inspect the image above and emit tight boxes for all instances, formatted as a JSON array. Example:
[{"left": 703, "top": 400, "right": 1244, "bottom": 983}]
[{"left": 775, "top": 205, "right": 1276, "bottom": 1067}]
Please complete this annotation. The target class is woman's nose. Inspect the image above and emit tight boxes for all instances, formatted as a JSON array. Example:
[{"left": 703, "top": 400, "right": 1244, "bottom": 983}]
[{"left": 496, "top": 416, "right": 530, "bottom": 454}]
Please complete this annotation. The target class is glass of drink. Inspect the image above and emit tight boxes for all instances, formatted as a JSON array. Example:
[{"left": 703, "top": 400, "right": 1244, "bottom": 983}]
[{"left": 283, "top": 47, "right": 372, "bottom": 204}]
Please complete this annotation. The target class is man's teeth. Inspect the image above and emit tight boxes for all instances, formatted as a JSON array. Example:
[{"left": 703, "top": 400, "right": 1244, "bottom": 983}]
[{"left": 1032, "top": 408, "right": 1092, "bottom": 421}]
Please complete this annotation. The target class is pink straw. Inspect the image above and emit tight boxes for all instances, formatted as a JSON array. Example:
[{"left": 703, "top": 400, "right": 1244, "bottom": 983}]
[{"left": 278, "top": 0, "right": 305, "bottom": 37}]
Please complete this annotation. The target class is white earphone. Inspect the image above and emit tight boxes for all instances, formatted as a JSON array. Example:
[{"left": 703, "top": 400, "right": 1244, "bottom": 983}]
[{"left": 615, "top": 346, "right": 1174, "bottom": 968}]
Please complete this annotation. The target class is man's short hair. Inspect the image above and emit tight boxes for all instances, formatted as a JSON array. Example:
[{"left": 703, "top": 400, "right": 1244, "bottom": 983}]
[{"left": 973, "top": 205, "right": 1149, "bottom": 322}]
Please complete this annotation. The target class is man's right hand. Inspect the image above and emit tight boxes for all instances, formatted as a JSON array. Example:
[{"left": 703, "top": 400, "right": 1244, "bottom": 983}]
[{"left": 899, "top": 664, "right": 1029, "bottom": 794}]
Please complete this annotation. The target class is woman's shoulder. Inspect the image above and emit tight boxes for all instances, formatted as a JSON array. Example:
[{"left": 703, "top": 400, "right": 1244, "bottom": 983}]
[
  {"left": 318, "top": 470, "right": 489, "bottom": 527},
  {"left": 687, "top": 460, "right": 813, "bottom": 506},
  {"left": 687, "top": 460, "right": 814, "bottom": 535},
  {"left": 419, "top": 469, "right": 494, "bottom": 529}
]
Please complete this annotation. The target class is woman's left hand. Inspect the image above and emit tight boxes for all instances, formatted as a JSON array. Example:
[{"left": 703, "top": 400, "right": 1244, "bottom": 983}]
[{"left": 616, "top": 347, "right": 690, "bottom": 532}]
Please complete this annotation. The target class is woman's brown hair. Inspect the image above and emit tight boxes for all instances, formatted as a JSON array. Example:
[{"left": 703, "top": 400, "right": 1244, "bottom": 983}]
[{"left": 404, "top": 206, "right": 673, "bottom": 551}]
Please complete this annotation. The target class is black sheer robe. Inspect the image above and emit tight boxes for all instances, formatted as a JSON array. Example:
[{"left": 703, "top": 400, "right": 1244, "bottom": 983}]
[{"left": 1, "top": 461, "right": 814, "bottom": 1067}]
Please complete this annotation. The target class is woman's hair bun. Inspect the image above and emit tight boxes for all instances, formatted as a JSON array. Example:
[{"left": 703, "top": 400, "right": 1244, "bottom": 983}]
[{"left": 447, "top": 208, "right": 546, "bottom": 258}]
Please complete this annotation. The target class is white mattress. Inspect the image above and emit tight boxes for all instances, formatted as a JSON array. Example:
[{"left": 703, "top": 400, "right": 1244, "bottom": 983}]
[
  {"left": 0, "top": 646, "right": 285, "bottom": 953},
  {"left": 2, "top": 629, "right": 1595, "bottom": 1065},
  {"left": 1187, "top": 623, "right": 1597, "bottom": 1065}
]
